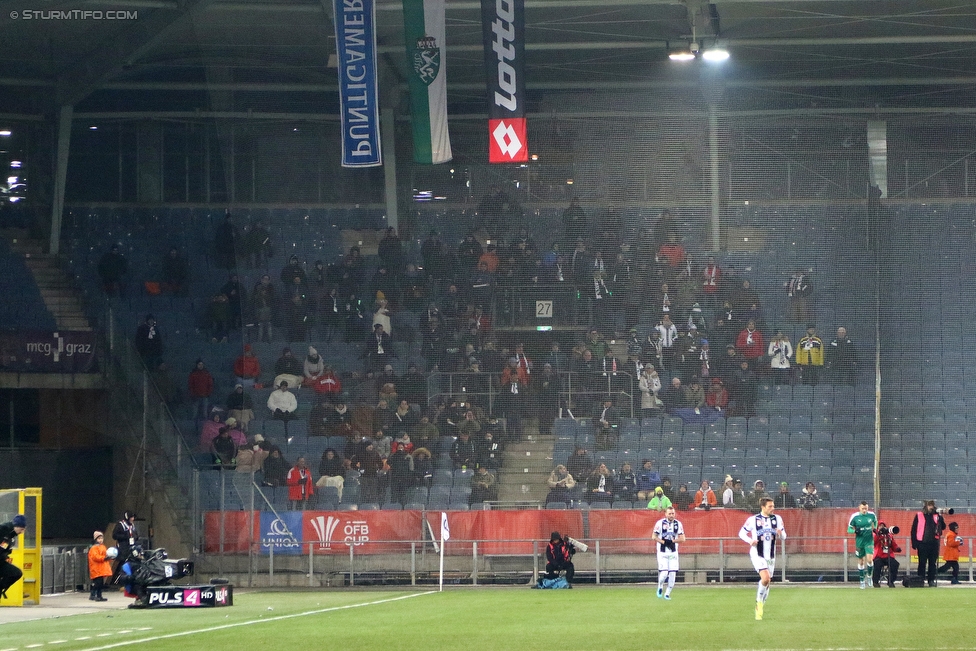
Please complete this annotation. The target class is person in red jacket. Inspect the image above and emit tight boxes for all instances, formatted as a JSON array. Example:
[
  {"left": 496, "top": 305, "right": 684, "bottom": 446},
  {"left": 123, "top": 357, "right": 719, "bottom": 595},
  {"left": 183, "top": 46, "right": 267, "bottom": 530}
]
[
  {"left": 872, "top": 522, "right": 902, "bottom": 588},
  {"left": 286, "top": 456, "right": 314, "bottom": 511},
  {"left": 735, "top": 320, "right": 765, "bottom": 368},
  {"left": 939, "top": 522, "right": 962, "bottom": 584},
  {"left": 545, "top": 531, "right": 575, "bottom": 585},
  {"left": 312, "top": 365, "right": 342, "bottom": 395},
  {"left": 233, "top": 344, "right": 261, "bottom": 386},
  {"left": 187, "top": 359, "right": 215, "bottom": 420}
]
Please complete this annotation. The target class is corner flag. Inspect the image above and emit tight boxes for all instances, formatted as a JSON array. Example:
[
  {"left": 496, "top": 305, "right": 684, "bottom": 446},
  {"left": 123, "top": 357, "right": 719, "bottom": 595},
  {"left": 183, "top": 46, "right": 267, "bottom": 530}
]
[{"left": 440, "top": 511, "right": 450, "bottom": 541}]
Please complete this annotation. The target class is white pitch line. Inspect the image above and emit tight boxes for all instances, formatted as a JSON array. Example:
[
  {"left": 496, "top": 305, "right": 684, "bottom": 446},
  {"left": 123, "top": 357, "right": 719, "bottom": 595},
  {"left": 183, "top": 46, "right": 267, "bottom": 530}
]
[{"left": 77, "top": 591, "right": 435, "bottom": 651}]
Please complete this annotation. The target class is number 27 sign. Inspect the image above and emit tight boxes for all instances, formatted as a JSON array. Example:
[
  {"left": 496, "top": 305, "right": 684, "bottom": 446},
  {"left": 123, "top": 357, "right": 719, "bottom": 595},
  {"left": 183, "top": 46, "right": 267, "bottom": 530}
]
[{"left": 536, "top": 300, "right": 553, "bottom": 318}]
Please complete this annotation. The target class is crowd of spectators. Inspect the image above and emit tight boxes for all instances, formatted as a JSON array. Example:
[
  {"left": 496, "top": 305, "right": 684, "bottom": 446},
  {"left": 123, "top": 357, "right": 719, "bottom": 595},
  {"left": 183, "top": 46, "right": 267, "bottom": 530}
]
[{"left": 102, "top": 199, "right": 861, "bottom": 509}]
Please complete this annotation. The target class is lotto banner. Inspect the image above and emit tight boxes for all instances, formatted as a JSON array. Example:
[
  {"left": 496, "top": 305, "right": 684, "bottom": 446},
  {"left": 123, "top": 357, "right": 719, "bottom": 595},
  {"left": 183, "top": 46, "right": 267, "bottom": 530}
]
[
  {"left": 481, "top": 0, "right": 527, "bottom": 163},
  {"left": 334, "top": 0, "right": 382, "bottom": 167},
  {"left": 301, "top": 510, "right": 423, "bottom": 554},
  {"left": 403, "top": 0, "right": 453, "bottom": 164}
]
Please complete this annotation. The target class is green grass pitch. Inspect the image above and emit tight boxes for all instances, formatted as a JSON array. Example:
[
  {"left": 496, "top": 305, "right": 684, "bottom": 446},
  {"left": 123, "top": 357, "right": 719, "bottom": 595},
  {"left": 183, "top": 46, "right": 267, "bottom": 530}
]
[{"left": 2, "top": 586, "right": 975, "bottom": 651}]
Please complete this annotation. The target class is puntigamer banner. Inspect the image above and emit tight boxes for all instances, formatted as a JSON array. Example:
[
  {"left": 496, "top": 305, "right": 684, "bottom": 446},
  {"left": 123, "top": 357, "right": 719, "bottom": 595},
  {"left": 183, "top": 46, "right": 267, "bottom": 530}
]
[
  {"left": 335, "top": 0, "right": 383, "bottom": 167},
  {"left": 481, "top": 0, "right": 527, "bottom": 163}
]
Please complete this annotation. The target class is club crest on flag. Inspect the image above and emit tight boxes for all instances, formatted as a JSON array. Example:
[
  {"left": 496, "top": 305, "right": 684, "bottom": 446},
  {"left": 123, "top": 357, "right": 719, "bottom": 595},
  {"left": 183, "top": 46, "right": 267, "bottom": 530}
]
[{"left": 412, "top": 36, "right": 441, "bottom": 87}]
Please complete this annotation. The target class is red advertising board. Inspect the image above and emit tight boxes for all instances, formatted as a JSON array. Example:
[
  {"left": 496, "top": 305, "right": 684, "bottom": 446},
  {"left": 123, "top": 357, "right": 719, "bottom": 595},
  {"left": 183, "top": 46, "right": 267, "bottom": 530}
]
[{"left": 301, "top": 510, "right": 423, "bottom": 554}]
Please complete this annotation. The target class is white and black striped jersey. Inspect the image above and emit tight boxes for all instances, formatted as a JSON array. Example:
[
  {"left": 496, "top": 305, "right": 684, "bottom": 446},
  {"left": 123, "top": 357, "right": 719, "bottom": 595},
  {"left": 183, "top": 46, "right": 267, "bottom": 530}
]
[
  {"left": 653, "top": 517, "right": 684, "bottom": 553},
  {"left": 739, "top": 513, "right": 786, "bottom": 560}
]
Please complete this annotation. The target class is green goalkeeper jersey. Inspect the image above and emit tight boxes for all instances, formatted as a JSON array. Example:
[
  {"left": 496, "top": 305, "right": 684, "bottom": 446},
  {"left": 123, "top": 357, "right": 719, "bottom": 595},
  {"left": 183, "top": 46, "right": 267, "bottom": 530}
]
[{"left": 848, "top": 511, "right": 877, "bottom": 542}]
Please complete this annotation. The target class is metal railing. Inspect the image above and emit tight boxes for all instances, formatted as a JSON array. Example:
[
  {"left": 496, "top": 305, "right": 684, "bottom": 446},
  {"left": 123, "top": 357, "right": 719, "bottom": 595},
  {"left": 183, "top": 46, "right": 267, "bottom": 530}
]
[
  {"left": 426, "top": 370, "right": 634, "bottom": 418},
  {"left": 237, "top": 534, "right": 975, "bottom": 588}
]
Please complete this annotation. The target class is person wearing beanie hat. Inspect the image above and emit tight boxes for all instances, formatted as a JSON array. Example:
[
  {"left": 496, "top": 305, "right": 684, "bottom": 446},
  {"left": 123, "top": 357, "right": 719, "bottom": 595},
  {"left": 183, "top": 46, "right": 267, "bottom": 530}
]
[
  {"left": 544, "top": 531, "right": 575, "bottom": 586},
  {"left": 647, "top": 486, "right": 673, "bottom": 511},
  {"left": 111, "top": 511, "right": 138, "bottom": 583},
  {"left": 88, "top": 531, "right": 112, "bottom": 601},
  {"left": 303, "top": 346, "right": 325, "bottom": 385},
  {"left": 226, "top": 383, "right": 254, "bottom": 432},
  {"left": 0, "top": 515, "right": 27, "bottom": 599},
  {"left": 774, "top": 481, "right": 796, "bottom": 509},
  {"left": 274, "top": 347, "right": 304, "bottom": 391}
]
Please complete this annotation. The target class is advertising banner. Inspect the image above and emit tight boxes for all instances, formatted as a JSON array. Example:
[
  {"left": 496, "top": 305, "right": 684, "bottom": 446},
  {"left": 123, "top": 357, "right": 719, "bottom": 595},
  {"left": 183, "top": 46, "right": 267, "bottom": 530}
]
[
  {"left": 259, "top": 511, "right": 303, "bottom": 556},
  {"left": 302, "top": 510, "right": 422, "bottom": 554},
  {"left": 334, "top": 0, "right": 382, "bottom": 167},
  {"left": 481, "top": 0, "right": 527, "bottom": 163},
  {"left": 403, "top": 0, "right": 453, "bottom": 163},
  {"left": 145, "top": 584, "right": 233, "bottom": 608},
  {"left": 0, "top": 331, "right": 97, "bottom": 373}
]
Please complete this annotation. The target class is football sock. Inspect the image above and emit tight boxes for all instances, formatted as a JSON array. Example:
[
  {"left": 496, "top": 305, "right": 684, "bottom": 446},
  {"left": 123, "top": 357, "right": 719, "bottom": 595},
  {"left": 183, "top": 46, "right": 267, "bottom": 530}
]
[
  {"left": 666, "top": 571, "right": 676, "bottom": 595},
  {"left": 756, "top": 582, "right": 765, "bottom": 602},
  {"left": 658, "top": 571, "right": 668, "bottom": 590},
  {"left": 866, "top": 565, "right": 874, "bottom": 578},
  {"left": 858, "top": 566, "right": 865, "bottom": 582}
]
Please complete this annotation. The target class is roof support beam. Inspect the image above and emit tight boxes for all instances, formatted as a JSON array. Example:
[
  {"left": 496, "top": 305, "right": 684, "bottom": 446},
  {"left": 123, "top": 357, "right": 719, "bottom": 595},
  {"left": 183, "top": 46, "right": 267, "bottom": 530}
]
[{"left": 54, "top": 0, "right": 218, "bottom": 107}]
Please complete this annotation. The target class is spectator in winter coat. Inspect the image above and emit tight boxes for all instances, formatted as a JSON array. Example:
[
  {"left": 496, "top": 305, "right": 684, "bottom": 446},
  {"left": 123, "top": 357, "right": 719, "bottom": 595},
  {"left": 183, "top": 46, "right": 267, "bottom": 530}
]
[
  {"left": 767, "top": 331, "right": 793, "bottom": 385},
  {"left": 796, "top": 325, "right": 824, "bottom": 386},
  {"left": 198, "top": 408, "right": 226, "bottom": 451},
  {"left": 187, "top": 359, "right": 214, "bottom": 420},
  {"left": 615, "top": 462, "right": 638, "bottom": 502},
  {"left": 135, "top": 314, "right": 163, "bottom": 368},
  {"left": 274, "top": 348, "right": 304, "bottom": 390},
  {"left": 694, "top": 479, "right": 717, "bottom": 509},
  {"left": 636, "top": 459, "right": 662, "bottom": 501},
  {"left": 797, "top": 481, "right": 822, "bottom": 509},
  {"left": 98, "top": 244, "right": 129, "bottom": 296},
  {"left": 225, "top": 384, "right": 254, "bottom": 432},
  {"left": 546, "top": 465, "right": 577, "bottom": 504},
  {"left": 774, "top": 482, "right": 797, "bottom": 508},
  {"left": 267, "top": 381, "right": 298, "bottom": 433},
  {"left": 705, "top": 378, "right": 729, "bottom": 411},
  {"left": 233, "top": 344, "right": 261, "bottom": 386},
  {"left": 470, "top": 465, "right": 498, "bottom": 504},
  {"left": 87, "top": 531, "right": 112, "bottom": 601},
  {"left": 303, "top": 346, "right": 325, "bottom": 386},
  {"left": 262, "top": 446, "right": 289, "bottom": 487},
  {"left": 827, "top": 327, "right": 857, "bottom": 385},
  {"left": 735, "top": 319, "right": 764, "bottom": 367},
  {"left": 252, "top": 275, "right": 276, "bottom": 343},
  {"left": 211, "top": 427, "right": 238, "bottom": 467},
  {"left": 286, "top": 457, "right": 314, "bottom": 510}
]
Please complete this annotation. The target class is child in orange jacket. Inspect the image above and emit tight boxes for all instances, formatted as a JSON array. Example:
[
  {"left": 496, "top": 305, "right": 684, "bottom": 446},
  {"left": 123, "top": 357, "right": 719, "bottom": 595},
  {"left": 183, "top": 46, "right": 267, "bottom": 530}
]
[
  {"left": 939, "top": 522, "right": 963, "bottom": 584},
  {"left": 88, "top": 531, "right": 113, "bottom": 601}
]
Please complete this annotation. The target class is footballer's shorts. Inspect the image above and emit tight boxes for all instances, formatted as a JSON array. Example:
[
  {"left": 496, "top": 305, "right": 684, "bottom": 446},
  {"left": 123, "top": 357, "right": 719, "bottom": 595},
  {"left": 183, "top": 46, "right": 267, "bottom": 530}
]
[
  {"left": 854, "top": 540, "right": 874, "bottom": 559},
  {"left": 656, "top": 550, "right": 679, "bottom": 572},
  {"left": 750, "top": 548, "right": 776, "bottom": 574}
]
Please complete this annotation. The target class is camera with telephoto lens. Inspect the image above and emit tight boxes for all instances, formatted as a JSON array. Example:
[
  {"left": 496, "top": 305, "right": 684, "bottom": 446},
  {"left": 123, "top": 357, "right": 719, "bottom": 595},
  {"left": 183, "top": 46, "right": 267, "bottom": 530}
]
[
  {"left": 566, "top": 536, "right": 588, "bottom": 553},
  {"left": 876, "top": 525, "right": 899, "bottom": 554},
  {"left": 937, "top": 507, "right": 955, "bottom": 516}
]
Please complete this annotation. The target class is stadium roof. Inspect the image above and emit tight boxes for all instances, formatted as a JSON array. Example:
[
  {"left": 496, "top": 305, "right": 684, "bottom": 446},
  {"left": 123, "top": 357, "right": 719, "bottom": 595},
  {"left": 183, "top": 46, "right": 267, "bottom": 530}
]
[{"left": 2, "top": 0, "right": 976, "bottom": 117}]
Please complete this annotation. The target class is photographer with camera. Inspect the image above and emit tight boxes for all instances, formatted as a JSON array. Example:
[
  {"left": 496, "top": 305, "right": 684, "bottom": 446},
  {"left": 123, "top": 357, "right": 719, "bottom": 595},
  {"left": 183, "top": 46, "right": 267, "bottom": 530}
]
[
  {"left": 873, "top": 522, "right": 901, "bottom": 588},
  {"left": 652, "top": 506, "right": 686, "bottom": 600},
  {"left": 544, "top": 531, "right": 576, "bottom": 587},
  {"left": 911, "top": 500, "right": 947, "bottom": 587}
]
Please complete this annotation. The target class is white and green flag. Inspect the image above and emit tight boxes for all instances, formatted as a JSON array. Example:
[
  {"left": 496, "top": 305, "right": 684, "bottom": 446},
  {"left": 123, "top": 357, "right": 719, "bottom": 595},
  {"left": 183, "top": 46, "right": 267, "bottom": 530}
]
[{"left": 402, "top": 0, "right": 452, "bottom": 164}]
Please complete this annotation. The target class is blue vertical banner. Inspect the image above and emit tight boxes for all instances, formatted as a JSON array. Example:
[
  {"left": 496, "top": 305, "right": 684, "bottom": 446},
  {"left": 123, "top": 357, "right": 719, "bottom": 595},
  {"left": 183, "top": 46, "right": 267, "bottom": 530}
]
[
  {"left": 259, "top": 511, "right": 303, "bottom": 556},
  {"left": 334, "top": 0, "right": 383, "bottom": 167}
]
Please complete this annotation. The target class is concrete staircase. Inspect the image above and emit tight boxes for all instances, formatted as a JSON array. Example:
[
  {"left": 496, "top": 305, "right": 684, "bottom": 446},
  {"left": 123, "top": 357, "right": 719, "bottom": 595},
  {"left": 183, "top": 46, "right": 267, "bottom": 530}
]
[
  {"left": 497, "top": 420, "right": 555, "bottom": 503},
  {"left": 4, "top": 232, "right": 92, "bottom": 331}
]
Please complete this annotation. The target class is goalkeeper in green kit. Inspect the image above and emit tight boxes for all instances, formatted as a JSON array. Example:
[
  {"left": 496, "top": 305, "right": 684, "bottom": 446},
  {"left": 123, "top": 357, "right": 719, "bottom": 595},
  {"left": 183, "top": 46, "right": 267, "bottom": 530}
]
[{"left": 848, "top": 501, "right": 878, "bottom": 589}]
